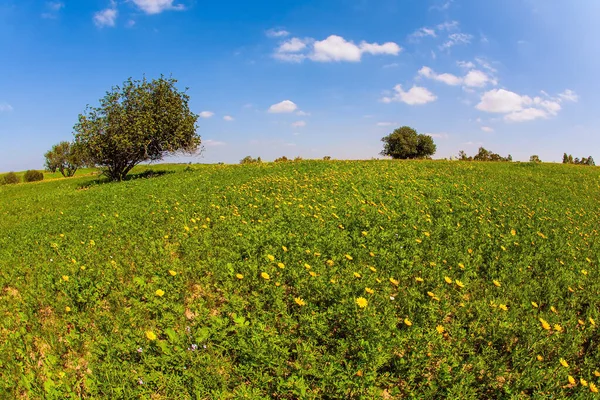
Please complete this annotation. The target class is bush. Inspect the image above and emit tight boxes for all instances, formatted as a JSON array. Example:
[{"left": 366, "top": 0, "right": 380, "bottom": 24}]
[
  {"left": 23, "top": 170, "right": 44, "bottom": 182},
  {"left": 274, "top": 156, "right": 289, "bottom": 163},
  {"left": 240, "top": 156, "right": 262, "bottom": 165},
  {"left": 323, "top": 156, "right": 331, "bottom": 161},
  {"left": 1, "top": 172, "right": 20, "bottom": 185}
]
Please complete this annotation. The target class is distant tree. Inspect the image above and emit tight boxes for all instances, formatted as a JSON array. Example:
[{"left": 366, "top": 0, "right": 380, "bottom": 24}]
[
  {"left": 274, "top": 156, "right": 290, "bottom": 162},
  {"left": 44, "top": 141, "right": 84, "bottom": 177},
  {"left": 580, "top": 157, "right": 588, "bottom": 165},
  {"left": 473, "top": 147, "right": 491, "bottom": 161},
  {"left": 380, "top": 126, "right": 436, "bottom": 159},
  {"left": 458, "top": 150, "right": 469, "bottom": 161},
  {"left": 74, "top": 76, "right": 200, "bottom": 181},
  {"left": 587, "top": 156, "right": 595, "bottom": 166},
  {"left": 568, "top": 154, "right": 573, "bottom": 163},
  {"left": 507, "top": 154, "right": 513, "bottom": 162},
  {"left": 240, "top": 156, "right": 261, "bottom": 164},
  {"left": 294, "top": 156, "right": 303, "bottom": 162},
  {"left": 323, "top": 156, "right": 332, "bottom": 161},
  {"left": 529, "top": 155, "right": 541, "bottom": 163},
  {"left": 1, "top": 172, "right": 19, "bottom": 185},
  {"left": 563, "top": 153, "right": 569, "bottom": 164},
  {"left": 23, "top": 170, "right": 44, "bottom": 182},
  {"left": 574, "top": 157, "right": 580, "bottom": 164}
]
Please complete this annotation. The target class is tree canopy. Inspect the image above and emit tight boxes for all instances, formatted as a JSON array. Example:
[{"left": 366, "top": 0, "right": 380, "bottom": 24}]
[
  {"left": 380, "top": 126, "right": 436, "bottom": 159},
  {"left": 74, "top": 76, "right": 200, "bottom": 181},
  {"left": 44, "top": 141, "right": 84, "bottom": 177}
]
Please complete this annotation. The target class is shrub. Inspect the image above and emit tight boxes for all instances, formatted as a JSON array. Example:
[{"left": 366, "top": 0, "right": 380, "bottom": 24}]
[
  {"left": 274, "top": 156, "right": 289, "bottom": 163},
  {"left": 1, "top": 172, "right": 20, "bottom": 185},
  {"left": 23, "top": 170, "right": 44, "bottom": 182},
  {"left": 323, "top": 156, "right": 332, "bottom": 161},
  {"left": 294, "top": 156, "right": 303, "bottom": 162},
  {"left": 240, "top": 156, "right": 261, "bottom": 164}
]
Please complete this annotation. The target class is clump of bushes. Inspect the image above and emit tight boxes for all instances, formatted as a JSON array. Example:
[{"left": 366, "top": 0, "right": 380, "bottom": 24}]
[
  {"left": 240, "top": 156, "right": 262, "bottom": 164},
  {"left": 274, "top": 156, "right": 290, "bottom": 163},
  {"left": 1, "top": 172, "right": 20, "bottom": 185},
  {"left": 323, "top": 156, "right": 332, "bottom": 161},
  {"left": 23, "top": 170, "right": 44, "bottom": 182}
]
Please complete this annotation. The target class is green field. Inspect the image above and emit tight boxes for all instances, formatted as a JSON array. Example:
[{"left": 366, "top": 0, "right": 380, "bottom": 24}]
[{"left": 1, "top": 161, "right": 599, "bottom": 398}]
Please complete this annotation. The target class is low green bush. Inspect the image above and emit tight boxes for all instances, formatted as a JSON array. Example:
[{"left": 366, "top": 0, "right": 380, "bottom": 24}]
[{"left": 23, "top": 170, "right": 44, "bottom": 182}]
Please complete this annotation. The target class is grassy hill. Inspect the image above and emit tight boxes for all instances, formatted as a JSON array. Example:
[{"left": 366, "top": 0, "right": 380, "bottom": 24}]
[{"left": 1, "top": 161, "right": 599, "bottom": 398}]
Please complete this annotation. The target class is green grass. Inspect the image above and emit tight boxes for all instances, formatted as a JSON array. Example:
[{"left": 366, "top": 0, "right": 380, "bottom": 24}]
[
  {"left": 1, "top": 168, "right": 99, "bottom": 182},
  {"left": 1, "top": 160, "right": 599, "bottom": 398}
]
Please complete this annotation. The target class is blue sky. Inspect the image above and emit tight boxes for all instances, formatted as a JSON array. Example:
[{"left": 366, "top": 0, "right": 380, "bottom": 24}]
[{"left": 1, "top": 0, "right": 599, "bottom": 170}]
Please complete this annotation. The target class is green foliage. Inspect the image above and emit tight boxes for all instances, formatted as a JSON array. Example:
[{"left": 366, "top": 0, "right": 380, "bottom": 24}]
[
  {"left": 459, "top": 147, "right": 512, "bottom": 162},
  {"left": 323, "top": 156, "right": 332, "bottom": 161},
  {"left": 274, "top": 156, "right": 290, "bottom": 162},
  {"left": 380, "top": 126, "right": 436, "bottom": 159},
  {"left": 530, "top": 155, "right": 542, "bottom": 163},
  {"left": 563, "top": 154, "right": 595, "bottom": 166},
  {"left": 239, "top": 156, "right": 262, "bottom": 164},
  {"left": 1, "top": 161, "right": 600, "bottom": 398},
  {"left": 44, "top": 141, "right": 84, "bottom": 177},
  {"left": 74, "top": 76, "right": 201, "bottom": 181},
  {"left": 23, "top": 170, "right": 44, "bottom": 182},
  {"left": 1, "top": 171, "right": 20, "bottom": 185}
]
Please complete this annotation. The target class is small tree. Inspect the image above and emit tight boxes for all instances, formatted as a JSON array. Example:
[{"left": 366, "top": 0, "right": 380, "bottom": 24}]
[
  {"left": 568, "top": 154, "right": 573, "bottom": 163},
  {"left": 1, "top": 172, "right": 20, "bottom": 185},
  {"left": 323, "top": 156, "right": 331, "bottom": 161},
  {"left": 274, "top": 156, "right": 290, "bottom": 163},
  {"left": 74, "top": 76, "right": 200, "bottom": 181},
  {"left": 44, "top": 141, "right": 84, "bottom": 177},
  {"left": 240, "top": 156, "right": 261, "bottom": 164},
  {"left": 380, "top": 126, "right": 436, "bottom": 159},
  {"left": 562, "top": 153, "right": 569, "bottom": 164},
  {"left": 23, "top": 170, "right": 44, "bottom": 182},
  {"left": 529, "top": 155, "right": 541, "bottom": 163},
  {"left": 587, "top": 156, "right": 595, "bottom": 166}
]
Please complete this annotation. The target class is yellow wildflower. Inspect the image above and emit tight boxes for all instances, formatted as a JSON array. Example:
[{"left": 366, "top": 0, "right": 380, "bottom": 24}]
[
  {"left": 261, "top": 272, "right": 270, "bottom": 280},
  {"left": 458, "top": 263, "right": 465, "bottom": 269},
  {"left": 550, "top": 306, "right": 557, "bottom": 313},
  {"left": 365, "top": 287, "right": 374, "bottom": 294},
  {"left": 590, "top": 383, "right": 599, "bottom": 393},
  {"left": 282, "top": 246, "right": 288, "bottom": 252},
  {"left": 389, "top": 278, "right": 399, "bottom": 286},
  {"left": 235, "top": 273, "right": 244, "bottom": 280},
  {"left": 594, "top": 370, "right": 600, "bottom": 377},
  {"left": 499, "top": 304, "right": 508, "bottom": 311},
  {"left": 369, "top": 252, "right": 375, "bottom": 257},
  {"left": 326, "top": 260, "right": 334, "bottom": 267},
  {"left": 427, "top": 291, "right": 435, "bottom": 298},
  {"left": 539, "top": 318, "right": 551, "bottom": 330},
  {"left": 510, "top": 229, "right": 516, "bottom": 236},
  {"left": 436, "top": 325, "right": 445, "bottom": 334},
  {"left": 536, "top": 355, "right": 544, "bottom": 361},
  {"left": 294, "top": 297, "right": 306, "bottom": 306},
  {"left": 62, "top": 275, "right": 69, "bottom": 282},
  {"left": 145, "top": 331, "right": 157, "bottom": 341},
  {"left": 369, "top": 266, "right": 377, "bottom": 272},
  {"left": 568, "top": 375, "right": 576, "bottom": 385},
  {"left": 277, "top": 262, "right": 285, "bottom": 269},
  {"left": 553, "top": 324, "right": 563, "bottom": 332},
  {"left": 353, "top": 272, "right": 361, "bottom": 278},
  {"left": 455, "top": 280, "right": 465, "bottom": 288},
  {"left": 404, "top": 318, "right": 412, "bottom": 326},
  {"left": 531, "top": 301, "right": 538, "bottom": 308},
  {"left": 345, "top": 254, "right": 353, "bottom": 261},
  {"left": 493, "top": 280, "right": 501, "bottom": 287},
  {"left": 169, "top": 270, "right": 177, "bottom": 276},
  {"left": 304, "top": 264, "right": 311, "bottom": 269},
  {"left": 444, "top": 276, "right": 452, "bottom": 284},
  {"left": 559, "top": 358, "right": 569, "bottom": 368},
  {"left": 309, "top": 271, "right": 317, "bottom": 277},
  {"left": 590, "top": 317, "right": 596, "bottom": 326},
  {"left": 581, "top": 378, "right": 588, "bottom": 387},
  {"left": 65, "top": 306, "right": 71, "bottom": 312},
  {"left": 356, "top": 297, "right": 368, "bottom": 308},
  {"left": 361, "top": 231, "right": 368, "bottom": 236},
  {"left": 267, "top": 254, "right": 275, "bottom": 262},
  {"left": 415, "top": 277, "right": 424, "bottom": 283},
  {"left": 155, "top": 289, "right": 165, "bottom": 297}
]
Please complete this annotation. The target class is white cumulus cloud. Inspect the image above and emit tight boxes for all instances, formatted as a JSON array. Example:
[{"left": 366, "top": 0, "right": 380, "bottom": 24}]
[
  {"left": 559, "top": 89, "right": 578, "bottom": 102},
  {"left": 418, "top": 66, "right": 462, "bottom": 86},
  {"left": 266, "top": 28, "right": 290, "bottom": 38},
  {"left": 419, "top": 66, "right": 495, "bottom": 88},
  {"left": 131, "top": 0, "right": 184, "bottom": 14},
  {"left": 381, "top": 84, "right": 437, "bottom": 105},
  {"left": 440, "top": 33, "right": 473, "bottom": 50},
  {"left": 268, "top": 100, "right": 298, "bottom": 113},
  {"left": 504, "top": 108, "right": 548, "bottom": 122},
  {"left": 93, "top": 7, "right": 117, "bottom": 27},
  {"left": 223, "top": 115, "right": 234, "bottom": 121},
  {"left": 199, "top": 111, "right": 214, "bottom": 118},
  {"left": 476, "top": 89, "right": 531, "bottom": 113}
]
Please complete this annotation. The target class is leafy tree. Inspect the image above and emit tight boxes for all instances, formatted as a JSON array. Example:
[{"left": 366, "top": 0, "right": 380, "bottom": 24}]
[
  {"left": 380, "top": 126, "right": 436, "bottom": 159},
  {"left": 23, "top": 170, "right": 44, "bottom": 182},
  {"left": 1, "top": 172, "right": 19, "bottom": 185},
  {"left": 274, "top": 156, "right": 290, "bottom": 162},
  {"left": 458, "top": 150, "right": 470, "bottom": 161},
  {"left": 587, "top": 156, "right": 595, "bottom": 166},
  {"left": 563, "top": 153, "right": 569, "bottom": 164},
  {"left": 529, "top": 155, "right": 541, "bottom": 163},
  {"left": 568, "top": 154, "right": 573, "bottom": 163},
  {"left": 44, "top": 141, "right": 84, "bottom": 177},
  {"left": 323, "top": 156, "right": 332, "bottom": 161},
  {"left": 240, "top": 156, "right": 261, "bottom": 164},
  {"left": 74, "top": 76, "right": 200, "bottom": 181}
]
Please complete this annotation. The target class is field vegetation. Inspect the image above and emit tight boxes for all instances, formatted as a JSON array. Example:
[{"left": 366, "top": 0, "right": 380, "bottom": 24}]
[{"left": 1, "top": 160, "right": 599, "bottom": 398}]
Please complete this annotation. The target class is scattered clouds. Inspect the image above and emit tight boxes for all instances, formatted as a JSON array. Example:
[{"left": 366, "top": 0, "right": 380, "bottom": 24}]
[
  {"left": 381, "top": 84, "right": 437, "bottom": 105},
  {"left": 475, "top": 57, "right": 497, "bottom": 73},
  {"left": 376, "top": 122, "right": 396, "bottom": 127},
  {"left": 266, "top": 28, "right": 290, "bottom": 38},
  {"left": 199, "top": 111, "right": 214, "bottom": 118},
  {"left": 419, "top": 66, "right": 496, "bottom": 88},
  {"left": 481, "top": 126, "right": 494, "bottom": 133},
  {"left": 409, "top": 20, "right": 458, "bottom": 41},
  {"left": 223, "top": 115, "right": 234, "bottom": 121},
  {"left": 0, "top": 102, "right": 14, "bottom": 112},
  {"left": 268, "top": 100, "right": 298, "bottom": 113},
  {"left": 440, "top": 33, "right": 473, "bottom": 50},
  {"left": 430, "top": 0, "right": 454, "bottom": 11},
  {"left": 93, "top": 7, "right": 118, "bottom": 28},
  {"left": 296, "top": 110, "right": 310, "bottom": 116},
  {"left": 426, "top": 132, "right": 449, "bottom": 139},
  {"left": 457, "top": 60, "right": 475, "bottom": 69},
  {"left": 131, "top": 0, "right": 184, "bottom": 14},
  {"left": 382, "top": 63, "right": 399, "bottom": 69},
  {"left": 204, "top": 139, "right": 226, "bottom": 146},
  {"left": 559, "top": 89, "right": 579, "bottom": 102},
  {"left": 273, "top": 34, "right": 401, "bottom": 63},
  {"left": 476, "top": 88, "right": 576, "bottom": 123},
  {"left": 291, "top": 121, "right": 306, "bottom": 128},
  {"left": 42, "top": 1, "right": 64, "bottom": 19}
]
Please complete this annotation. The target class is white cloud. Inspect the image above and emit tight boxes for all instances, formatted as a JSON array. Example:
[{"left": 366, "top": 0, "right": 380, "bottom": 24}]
[
  {"left": 274, "top": 34, "right": 401, "bottom": 63},
  {"left": 418, "top": 66, "right": 462, "bottom": 86},
  {"left": 204, "top": 139, "right": 226, "bottom": 146},
  {"left": 410, "top": 27, "right": 437, "bottom": 39},
  {"left": 440, "top": 33, "right": 473, "bottom": 50},
  {"left": 376, "top": 122, "right": 396, "bottom": 126},
  {"left": 42, "top": 1, "right": 64, "bottom": 18},
  {"left": 131, "top": 0, "right": 184, "bottom": 14},
  {"left": 481, "top": 126, "right": 494, "bottom": 133},
  {"left": 0, "top": 102, "right": 13, "bottom": 112},
  {"left": 463, "top": 70, "right": 496, "bottom": 87},
  {"left": 93, "top": 7, "right": 117, "bottom": 27},
  {"left": 419, "top": 66, "right": 494, "bottom": 88},
  {"left": 268, "top": 100, "right": 298, "bottom": 113},
  {"left": 223, "top": 115, "right": 234, "bottom": 121},
  {"left": 477, "top": 88, "right": 574, "bottom": 123},
  {"left": 381, "top": 84, "right": 437, "bottom": 105},
  {"left": 383, "top": 63, "right": 399, "bottom": 68},
  {"left": 426, "top": 132, "right": 449, "bottom": 139},
  {"left": 266, "top": 28, "right": 290, "bottom": 38},
  {"left": 199, "top": 111, "right": 214, "bottom": 118},
  {"left": 291, "top": 120, "right": 306, "bottom": 128},
  {"left": 457, "top": 60, "right": 475, "bottom": 69},
  {"left": 278, "top": 37, "right": 308, "bottom": 53},
  {"left": 430, "top": 1, "right": 454, "bottom": 11},
  {"left": 437, "top": 21, "right": 459, "bottom": 31},
  {"left": 559, "top": 89, "right": 578, "bottom": 102},
  {"left": 475, "top": 57, "right": 497, "bottom": 73},
  {"left": 476, "top": 89, "right": 531, "bottom": 113},
  {"left": 409, "top": 21, "right": 458, "bottom": 41},
  {"left": 296, "top": 110, "right": 310, "bottom": 116},
  {"left": 504, "top": 108, "right": 547, "bottom": 122}
]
